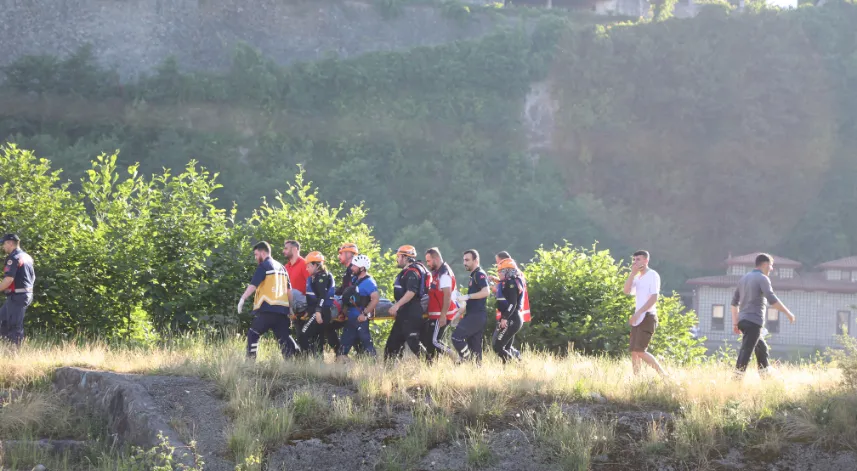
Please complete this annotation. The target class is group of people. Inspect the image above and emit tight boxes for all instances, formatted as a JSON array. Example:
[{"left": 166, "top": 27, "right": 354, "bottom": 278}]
[
  {"left": 236, "top": 240, "right": 532, "bottom": 363},
  {"left": 0, "top": 230, "right": 796, "bottom": 377},
  {"left": 233, "top": 240, "right": 799, "bottom": 378}
]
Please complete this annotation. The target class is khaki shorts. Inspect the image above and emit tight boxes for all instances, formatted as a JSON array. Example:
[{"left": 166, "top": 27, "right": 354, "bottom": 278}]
[{"left": 630, "top": 313, "right": 658, "bottom": 353}]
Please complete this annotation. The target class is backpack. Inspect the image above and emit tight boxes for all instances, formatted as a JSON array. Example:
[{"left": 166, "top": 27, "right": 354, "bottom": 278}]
[{"left": 406, "top": 261, "right": 432, "bottom": 314}]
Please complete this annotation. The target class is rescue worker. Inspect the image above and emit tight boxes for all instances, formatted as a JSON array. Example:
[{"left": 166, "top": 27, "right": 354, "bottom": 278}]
[
  {"left": 491, "top": 252, "right": 530, "bottom": 361},
  {"left": 329, "top": 242, "right": 364, "bottom": 358},
  {"left": 451, "top": 250, "right": 490, "bottom": 363},
  {"left": 493, "top": 258, "right": 526, "bottom": 363},
  {"left": 385, "top": 245, "right": 429, "bottom": 361},
  {"left": 237, "top": 241, "right": 298, "bottom": 359},
  {"left": 284, "top": 240, "right": 309, "bottom": 342},
  {"left": 298, "top": 251, "right": 335, "bottom": 356},
  {"left": 421, "top": 247, "right": 457, "bottom": 362},
  {"left": 339, "top": 254, "right": 378, "bottom": 358},
  {"left": 0, "top": 234, "right": 35, "bottom": 346}
]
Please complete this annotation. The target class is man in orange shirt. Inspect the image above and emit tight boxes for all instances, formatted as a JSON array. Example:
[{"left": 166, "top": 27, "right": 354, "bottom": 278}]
[{"left": 284, "top": 240, "right": 308, "bottom": 339}]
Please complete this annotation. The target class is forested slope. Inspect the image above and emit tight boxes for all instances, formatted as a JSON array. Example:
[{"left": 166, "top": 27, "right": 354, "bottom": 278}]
[{"left": 3, "top": 2, "right": 857, "bottom": 289}]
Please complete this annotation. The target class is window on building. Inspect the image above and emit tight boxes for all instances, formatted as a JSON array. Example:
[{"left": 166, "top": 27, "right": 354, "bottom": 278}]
[
  {"left": 780, "top": 268, "right": 794, "bottom": 279},
  {"left": 766, "top": 307, "right": 780, "bottom": 334},
  {"left": 712, "top": 305, "right": 725, "bottom": 331},
  {"left": 852, "top": 271, "right": 857, "bottom": 283},
  {"left": 729, "top": 265, "right": 747, "bottom": 276},
  {"left": 827, "top": 270, "right": 842, "bottom": 281},
  {"left": 836, "top": 311, "right": 851, "bottom": 336}
]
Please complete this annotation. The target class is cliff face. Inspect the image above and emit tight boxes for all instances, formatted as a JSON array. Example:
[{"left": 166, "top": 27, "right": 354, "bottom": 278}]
[{"left": 0, "top": 0, "right": 514, "bottom": 79}]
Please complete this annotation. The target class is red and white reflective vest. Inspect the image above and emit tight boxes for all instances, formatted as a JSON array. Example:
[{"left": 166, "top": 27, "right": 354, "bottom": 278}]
[
  {"left": 495, "top": 274, "right": 532, "bottom": 323},
  {"left": 428, "top": 262, "right": 458, "bottom": 320}
]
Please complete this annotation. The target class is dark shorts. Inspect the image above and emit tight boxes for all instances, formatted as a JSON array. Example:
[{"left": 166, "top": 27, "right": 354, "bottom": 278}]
[{"left": 630, "top": 313, "right": 658, "bottom": 352}]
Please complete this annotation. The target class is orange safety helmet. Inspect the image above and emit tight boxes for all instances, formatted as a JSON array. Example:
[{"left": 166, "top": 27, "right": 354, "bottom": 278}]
[
  {"left": 397, "top": 245, "right": 417, "bottom": 258},
  {"left": 306, "top": 251, "right": 325, "bottom": 263},
  {"left": 338, "top": 243, "right": 359, "bottom": 255},
  {"left": 497, "top": 258, "right": 518, "bottom": 272}
]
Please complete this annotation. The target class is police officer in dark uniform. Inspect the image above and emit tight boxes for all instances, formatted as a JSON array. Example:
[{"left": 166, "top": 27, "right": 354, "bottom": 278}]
[
  {"left": 0, "top": 234, "right": 35, "bottom": 346},
  {"left": 451, "top": 249, "right": 490, "bottom": 363}
]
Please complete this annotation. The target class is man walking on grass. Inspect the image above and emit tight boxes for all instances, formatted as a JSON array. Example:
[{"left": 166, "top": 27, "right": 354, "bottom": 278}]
[
  {"left": 731, "top": 253, "right": 796, "bottom": 376},
  {"left": 238, "top": 241, "right": 297, "bottom": 360},
  {"left": 623, "top": 250, "right": 668, "bottom": 377}
]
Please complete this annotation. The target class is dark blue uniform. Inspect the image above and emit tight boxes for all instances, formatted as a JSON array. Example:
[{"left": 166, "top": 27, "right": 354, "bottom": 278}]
[
  {"left": 246, "top": 257, "right": 298, "bottom": 359},
  {"left": 327, "top": 264, "right": 364, "bottom": 355},
  {"left": 339, "top": 275, "right": 378, "bottom": 356},
  {"left": 298, "top": 270, "right": 335, "bottom": 356},
  {"left": 452, "top": 267, "right": 488, "bottom": 362},
  {"left": 492, "top": 276, "right": 524, "bottom": 363},
  {"left": 1, "top": 247, "right": 35, "bottom": 346},
  {"left": 384, "top": 263, "right": 426, "bottom": 360}
]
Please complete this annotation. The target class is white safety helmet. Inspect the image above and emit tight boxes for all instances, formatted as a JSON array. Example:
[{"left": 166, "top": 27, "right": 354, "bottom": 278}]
[{"left": 352, "top": 254, "right": 371, "bottom": 270}]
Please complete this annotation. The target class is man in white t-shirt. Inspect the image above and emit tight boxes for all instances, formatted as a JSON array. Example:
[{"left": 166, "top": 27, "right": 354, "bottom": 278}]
[{"left": 622, "top": 250, "right": 668, "bottom": 377}]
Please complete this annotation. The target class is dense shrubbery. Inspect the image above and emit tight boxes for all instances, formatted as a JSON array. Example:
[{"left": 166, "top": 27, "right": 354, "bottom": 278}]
[
  {"left": 1, "top": 145, "right": 703, "bottom": 361},
  {"left": 0, "top": 18, "right": 602, "bottom": 290},
  {"left": 0, "top": 145, "right": 393, "bottom": 338},
  {"left": 521, "top": 244, "right": 705, "bottom": 362}
]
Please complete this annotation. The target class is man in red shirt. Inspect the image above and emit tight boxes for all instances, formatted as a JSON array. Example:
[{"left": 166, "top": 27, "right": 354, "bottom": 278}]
[{"left": 284, "top": 240, "right": 308, "bottom": 339}]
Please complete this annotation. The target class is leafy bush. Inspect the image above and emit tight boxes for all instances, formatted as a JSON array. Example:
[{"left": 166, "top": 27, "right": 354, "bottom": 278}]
[
  {"left": 0, "top": 145, "right": 394, "bottom": 338},
  {"left": 521, "top": 243, "right": 705, "bottom": 363},
  {"left": 829, "top": 334, "right": 857, "bottom": 390}
]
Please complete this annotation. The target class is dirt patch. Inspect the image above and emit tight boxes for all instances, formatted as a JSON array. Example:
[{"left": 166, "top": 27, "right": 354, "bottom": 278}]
[
  {"left": 136, "top": 375, "right": 234, "bottom": 471},
  {"left": 268, "top": 411, "right": 412, "bottom": 471},
  {"left": 772, "top": 445, "right": 857, "bottom": 471},
  {"left": 419, "top": 427, "right": 557, "bottom": 471}
]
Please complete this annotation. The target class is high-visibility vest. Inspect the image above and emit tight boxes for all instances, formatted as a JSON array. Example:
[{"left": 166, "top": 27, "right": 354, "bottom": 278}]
[
  {"left": 427, "top": 263, "right": 458, "bottom": 320},
  {"left": 495, "top": 275, "right": 531, "bottom": 322}
]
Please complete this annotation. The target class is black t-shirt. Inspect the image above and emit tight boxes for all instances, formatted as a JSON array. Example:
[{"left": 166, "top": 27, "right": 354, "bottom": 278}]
[
  {"left": 394, "top": 264, "right": 423, "bottom": 316},
  {"left": 466, "top": 267, "right": 489, "bottom": 313}
]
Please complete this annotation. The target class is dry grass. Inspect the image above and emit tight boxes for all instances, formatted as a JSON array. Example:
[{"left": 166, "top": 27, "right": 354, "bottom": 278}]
[
  {"left": 0, "top": 335, "right": 852, "bottom": 469},
  {"left": 522, "top": 402, "right": 615, "bottom": 471},
  {"left": 643, "top": 417, "right": 669, "bottom": 455}
]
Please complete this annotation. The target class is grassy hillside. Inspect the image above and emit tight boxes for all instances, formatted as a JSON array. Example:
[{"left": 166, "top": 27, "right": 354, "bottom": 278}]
[{"left": 1, "top": 336, "right": 855, "bottom": 470}]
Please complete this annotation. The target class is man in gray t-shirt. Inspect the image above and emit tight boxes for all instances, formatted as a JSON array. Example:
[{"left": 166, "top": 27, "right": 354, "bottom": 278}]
[{"left": 730, "top": 253, "right": 796, "bottom": 375}]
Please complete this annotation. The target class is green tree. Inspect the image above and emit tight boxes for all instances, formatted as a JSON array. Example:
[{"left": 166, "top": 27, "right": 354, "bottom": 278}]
[{"left": 521, "top": 243, "right": 704, "bottom": 363}]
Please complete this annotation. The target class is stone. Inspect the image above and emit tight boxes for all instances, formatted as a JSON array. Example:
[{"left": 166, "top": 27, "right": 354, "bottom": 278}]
[{"left": 52, "top": 367, "right": 196, "bottom": 467}]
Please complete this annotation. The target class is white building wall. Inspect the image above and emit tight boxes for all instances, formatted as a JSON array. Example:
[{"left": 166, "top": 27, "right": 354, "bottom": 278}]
[{"left": 696, "top": 286, "right": 857, "bottom": 349}]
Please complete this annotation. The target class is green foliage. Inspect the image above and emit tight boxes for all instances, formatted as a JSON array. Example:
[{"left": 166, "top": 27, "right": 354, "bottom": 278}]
[
  {"left": 441, "top": 0, "right": 472, "bottom": 21},
  {"left": 522, "top": 243, "right": 705, "bottom": 363},
  {"left": 549, "top": 3, "right": 857, "bottom": 270},
  {"left": 829, "top": 334, "right": 857, "bottom": 390},
  {"left": 648, "top": 295, "right": 707, "bottom": 365},
  {"left": 0, "top": 146, "right": 388, "bottom": 337},
  {"left": 116, "top": 432, "right": 205, "bottom": 471},
  {"left": 521, "top": 244, "right": 632, "bottom": 355},
  {"left": 652, "top": 0, "right": 678, "bottom": 21},
  {"left": 0, "top": 17, "right": 596, "bottom": 286},
  {"left": 6, "top": 3, "right": 857, "bottom": 354}
]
